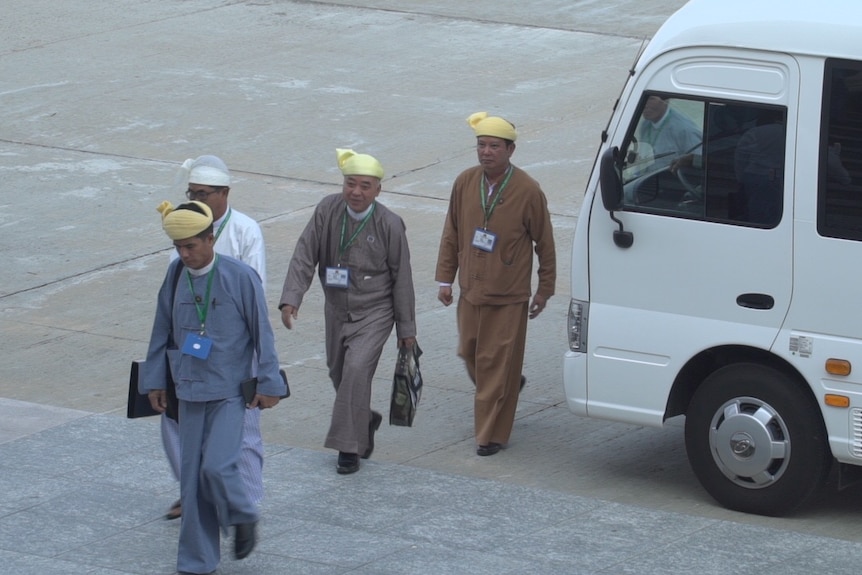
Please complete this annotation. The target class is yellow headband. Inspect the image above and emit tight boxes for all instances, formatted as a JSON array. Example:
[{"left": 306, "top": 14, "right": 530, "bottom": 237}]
[
  {"left": 157, "top": 200, "right": 213, "bottom": 240},
  {"left": 467, "top": 111, "right": 517, "bottom": 142},
  {"left": 337, "top": 148, "right": 384, "bottom": 179}
]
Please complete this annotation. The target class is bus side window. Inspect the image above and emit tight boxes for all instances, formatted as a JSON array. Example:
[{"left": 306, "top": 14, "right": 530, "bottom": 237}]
[
  {"left": 726, "top": 107, "right": 786, "bottom": 227},
  {"left": 620, "top": 94, "right": 787, "bottom": 227},
  {"left": 620, "top": 95, "right": 704, "bottom": 214},
  {"left": 819, "top": 60, "right": 862, "bottom": 240}
]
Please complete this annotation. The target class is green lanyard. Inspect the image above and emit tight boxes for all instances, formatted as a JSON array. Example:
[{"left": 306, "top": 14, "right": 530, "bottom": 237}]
[
  {"left": 479, "top": 165, "right": 513, "bottom": 228},
  {"left": 214, "top": 208, "right": 232, "bottom": 242},
  {"left": 185, "top": 254, "right": 218, "bottom": 334},
  {"left": 338, "top": 203, "right": 376, "bottom": 262}
]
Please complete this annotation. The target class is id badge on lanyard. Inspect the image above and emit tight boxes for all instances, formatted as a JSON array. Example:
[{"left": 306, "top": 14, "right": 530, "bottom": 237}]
[
  {"left": 182, "top": 332, "right": 213, "bottom": 359},
  {"left": 472, "top": 228, "right": 497, "bottom": 252},
  {"left": 182, "top": 258, "right": 217, "bottom": 359},
  {"left": 325, "top": 266, "right": 350, "bottom": 288},
  {"left": 475, "top": 166, "right": 511, "bottom": 253},
  {"left": 330, "top": 204, "right": 373, "bottom": 289}
]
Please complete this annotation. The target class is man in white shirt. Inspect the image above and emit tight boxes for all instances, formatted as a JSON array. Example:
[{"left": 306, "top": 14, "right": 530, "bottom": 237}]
[
  {"left": 637, "top": 95, "right": 702, "bottom": 165},
  {"left": 162, "top": 155, "right": 268, "bottom": 520}
]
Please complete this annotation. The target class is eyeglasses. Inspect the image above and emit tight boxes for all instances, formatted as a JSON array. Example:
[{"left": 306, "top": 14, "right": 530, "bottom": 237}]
[{"left": 185, "top": 187, "right": 223, "bottom": 201}]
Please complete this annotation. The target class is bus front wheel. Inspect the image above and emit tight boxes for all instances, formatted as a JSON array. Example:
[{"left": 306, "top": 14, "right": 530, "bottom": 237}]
[{"left": 684, "top": 363, "right": 831, "bottom": 516}]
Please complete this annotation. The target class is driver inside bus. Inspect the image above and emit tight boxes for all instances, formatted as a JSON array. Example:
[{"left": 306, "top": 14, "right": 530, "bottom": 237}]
[{"left": 628, "top": 95, "right": 703, "bottom": 174}]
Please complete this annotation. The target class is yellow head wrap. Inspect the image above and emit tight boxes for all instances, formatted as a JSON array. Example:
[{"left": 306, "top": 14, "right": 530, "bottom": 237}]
[
  {"left": 156, "top": 200, "right": 213, "bottom": 240},
  {"left": 337, "top": 148, "right": 384, "bottom": 180},
  {"left": 467, "top": 112, "right": 517, "bottom": 142}
]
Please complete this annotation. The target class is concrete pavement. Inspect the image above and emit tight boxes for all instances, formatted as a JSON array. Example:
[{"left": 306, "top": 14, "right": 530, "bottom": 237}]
[
  {"left": 4, "top": 399, "right": 862, "bottom": 575},
  {"left": 3, "top": 1, "right": 862, "bottom": 573}
]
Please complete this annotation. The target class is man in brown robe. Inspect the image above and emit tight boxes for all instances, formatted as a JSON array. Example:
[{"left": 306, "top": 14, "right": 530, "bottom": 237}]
[
  {"left": 435, "top": 112, "right": 556, "bottom": 457},
  {"left": 279, "top": 149, "right": 417, "bottom": 474}
]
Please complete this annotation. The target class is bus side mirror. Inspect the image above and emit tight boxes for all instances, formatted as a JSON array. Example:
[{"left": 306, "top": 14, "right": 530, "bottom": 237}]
[
  {"left": 599, "top": 146, "right": 634, "bottom": 249},
  {"left": 600, "top": 146, "right": 623, "bottom": 211}
]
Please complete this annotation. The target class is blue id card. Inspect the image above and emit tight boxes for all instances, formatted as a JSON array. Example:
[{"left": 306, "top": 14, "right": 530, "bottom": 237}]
[{"left": 182, "top": 333, "right": 212, "bottom": 359}]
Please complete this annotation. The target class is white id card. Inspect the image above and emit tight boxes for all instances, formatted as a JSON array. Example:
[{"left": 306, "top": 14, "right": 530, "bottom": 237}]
[
  {"left": 472, "top": 228, "right": 497, "bottom": 252},
  {"left": 325, "top": 266, "right": 350, "bottom": 288}
]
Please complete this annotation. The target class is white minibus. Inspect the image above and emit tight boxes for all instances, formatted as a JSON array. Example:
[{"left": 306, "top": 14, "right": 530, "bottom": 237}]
[{"left": 564, "top": 0, "right": 862, "bottom": 515}]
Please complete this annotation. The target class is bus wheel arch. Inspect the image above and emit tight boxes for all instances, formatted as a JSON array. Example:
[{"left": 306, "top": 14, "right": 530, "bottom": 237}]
[{"left": 666, "top": 345, "right": 801, "bottom": 419}]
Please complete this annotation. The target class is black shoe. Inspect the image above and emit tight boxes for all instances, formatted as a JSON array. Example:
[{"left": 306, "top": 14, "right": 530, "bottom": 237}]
[
  {"left": 477, "top": 443, "right": 502, "bottom": 456},
  {"left": 362, "top": 411, "right": 383, "bottom": 459},
  {"left": 519, "top": 375, "right": 526, "bottom": 392},
  {"left": 234, "top": 521, "right": 257, "bottom": 560},
  {"left": 337, "top": 452, "right": 360, "bottom": 474},
  {"left": 165, "top": 499, "right": 181, "bottom": 521}
]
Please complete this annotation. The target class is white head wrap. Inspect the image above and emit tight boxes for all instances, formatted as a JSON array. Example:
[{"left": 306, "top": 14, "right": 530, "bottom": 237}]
[{"left": 178, "top": 155, "right": 231, "bottom": 187}]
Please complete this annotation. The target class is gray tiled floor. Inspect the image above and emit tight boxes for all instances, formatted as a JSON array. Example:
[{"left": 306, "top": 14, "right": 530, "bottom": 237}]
[{"left": 1, "top": 403, "right": 860, "bottom": 575}]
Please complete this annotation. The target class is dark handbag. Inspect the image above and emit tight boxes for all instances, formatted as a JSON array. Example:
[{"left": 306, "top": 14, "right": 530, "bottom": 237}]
[
  {"left": 126, "top": 261, "right": 183, "bottom": 421},
  {"left": 389, "top": 342, "right": 423, "bottom": 427},
  {"left": 127, "top": 360, "right": 157, "bottom": 418},
  {"left": 126, "top": 360, "right": 178, "bottom": 420},
  {"left": 240, "top": 369, "right": 291, "bottom": 405}
]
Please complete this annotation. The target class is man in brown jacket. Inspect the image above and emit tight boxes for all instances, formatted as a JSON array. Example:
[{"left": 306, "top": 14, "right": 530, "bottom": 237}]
[
  {"left": 280, "top": 149, "right": 417, "bottom": 474},
  {"left": 435, "top": 112, "right": 556, "bottom": 457}
]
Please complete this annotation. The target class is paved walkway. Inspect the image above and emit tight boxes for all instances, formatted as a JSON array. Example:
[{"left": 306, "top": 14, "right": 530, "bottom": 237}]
[
  {"left": 3, "top": 1, "right": 862, "bottom": 573},
  {"left": 1, "top": 399, "right": 861, "bottom": 575}
]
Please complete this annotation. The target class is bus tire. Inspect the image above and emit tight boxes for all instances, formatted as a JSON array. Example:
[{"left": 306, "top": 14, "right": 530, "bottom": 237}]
[{"left": 684, "top": 362, "right": 831, "bottom": 516}]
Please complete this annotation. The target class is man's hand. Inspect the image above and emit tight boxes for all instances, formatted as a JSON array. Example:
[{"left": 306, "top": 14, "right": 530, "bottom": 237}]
[
  {"left": 670, "top": 154, "right": 694, "bottom": 173},
  {"left": 398, "top": 336, "right": 417, "bottom": 349},
  {"left": 280, "top": 305, "right": 297, "bottom": 329},
  {"left": 437, "top": 286, "right": 453, "bottom": 307},
  {"left": 148, "top": 390, "right": 167, "bottom": 413},
  {"left": 529, "top": 294, "right": 548, "bottom": 319},
  {"left": 249, "top": 394, "right": 280, "bottom": 410}
]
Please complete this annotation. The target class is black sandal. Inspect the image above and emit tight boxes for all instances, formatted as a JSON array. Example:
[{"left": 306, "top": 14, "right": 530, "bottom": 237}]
[{"left": 165, "top": 499, "right": 181, "bottom": 520}]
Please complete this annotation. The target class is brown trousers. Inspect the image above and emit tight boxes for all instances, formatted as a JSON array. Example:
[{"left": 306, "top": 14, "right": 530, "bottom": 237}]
[
  {"left": 457, "top": 298, "right": 528, "bottom": 446},
  {"left": 323, "top": 303, "right": 393, "bottom": 455}
]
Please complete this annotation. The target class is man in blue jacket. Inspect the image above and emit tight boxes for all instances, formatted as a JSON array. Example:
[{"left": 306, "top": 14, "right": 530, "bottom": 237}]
[{"left": 140, "top": 200, "right": 285, "bottom": 575}]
